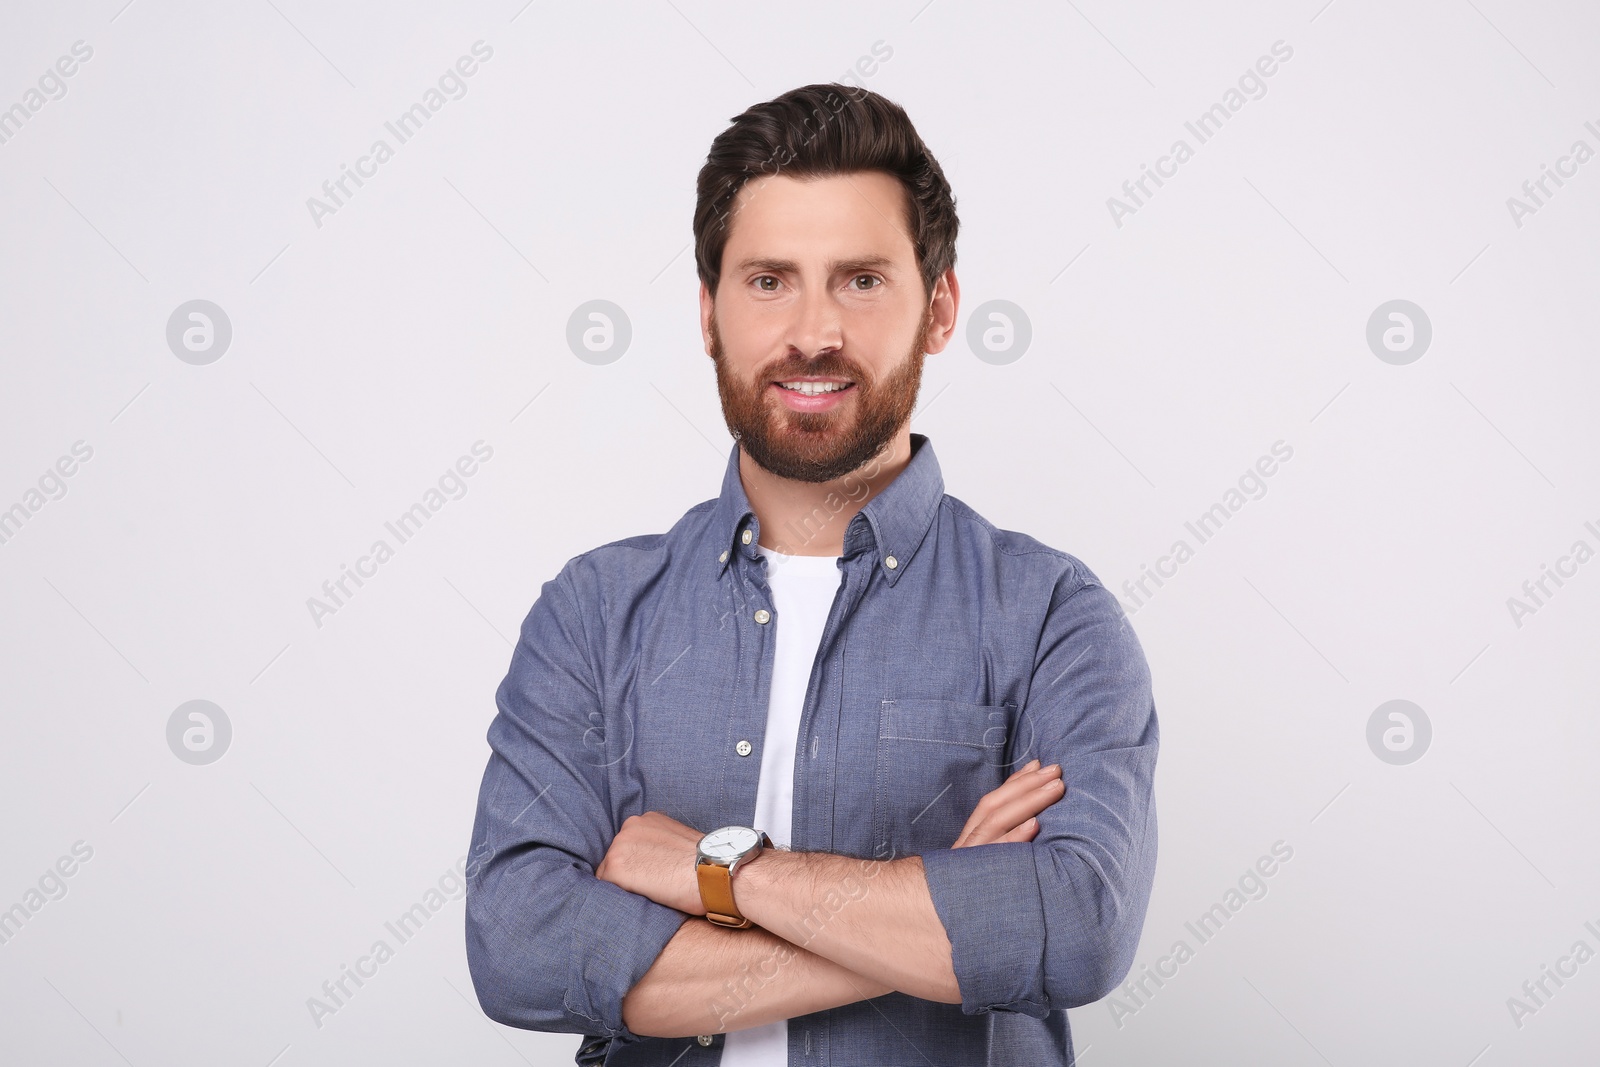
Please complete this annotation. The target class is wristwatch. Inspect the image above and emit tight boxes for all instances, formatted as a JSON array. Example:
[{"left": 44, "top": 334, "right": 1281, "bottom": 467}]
[{"left": 695, "top": 825, "right": 771, "bottom": 929}]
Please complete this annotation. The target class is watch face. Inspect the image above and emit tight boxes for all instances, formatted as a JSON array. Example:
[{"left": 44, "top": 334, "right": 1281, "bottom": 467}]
[{"left": 701, "top": 825, "right": 759, "bottom": 861}]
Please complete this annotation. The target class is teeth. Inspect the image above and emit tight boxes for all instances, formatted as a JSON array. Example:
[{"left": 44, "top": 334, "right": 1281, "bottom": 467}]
[{"left": 778, "top": 381, "right": 849, "bottom": 396}]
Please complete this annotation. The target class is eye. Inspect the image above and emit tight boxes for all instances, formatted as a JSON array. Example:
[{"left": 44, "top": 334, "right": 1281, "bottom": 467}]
[
  {"left": 754, "top": 276, "right": 780, "bottom": 292},
  {"left": 850, "top": 274, "right": 882, "bottom": 291}
]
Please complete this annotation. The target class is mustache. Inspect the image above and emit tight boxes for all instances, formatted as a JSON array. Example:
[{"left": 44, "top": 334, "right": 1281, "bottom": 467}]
[{"left": 759, "top": 355, "right": 864, "bottom": 382}]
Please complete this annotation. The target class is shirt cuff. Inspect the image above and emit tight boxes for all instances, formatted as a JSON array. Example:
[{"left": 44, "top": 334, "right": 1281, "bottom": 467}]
[
  {"left": 919, "top": 842, "right": 1050, "bottom": 1018},
  {"left": 564, "top": 875, "right": 692, "bottom": 1042}
]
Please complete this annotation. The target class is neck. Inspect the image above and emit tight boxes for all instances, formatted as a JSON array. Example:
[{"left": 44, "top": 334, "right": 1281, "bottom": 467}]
[{"left": 739, "top": 430, "right": 913, "bottom": 556}]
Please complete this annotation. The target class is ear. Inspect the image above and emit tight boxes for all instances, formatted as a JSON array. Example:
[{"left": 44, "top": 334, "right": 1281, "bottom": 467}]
[
  {"left": 921, "top": 268, "right": 961, "bottom": 355},
  {"left": 699, "top": 280, "right": 716, "bottom": 358}
]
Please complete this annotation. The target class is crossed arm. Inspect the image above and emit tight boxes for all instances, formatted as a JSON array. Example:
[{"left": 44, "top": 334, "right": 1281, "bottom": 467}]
[
  {"left": 608, "top": 759, "right": 1066, "bottom": 1039},
  {"left": 467, "top": 573, "right": 1158, "bottom": 1042}
]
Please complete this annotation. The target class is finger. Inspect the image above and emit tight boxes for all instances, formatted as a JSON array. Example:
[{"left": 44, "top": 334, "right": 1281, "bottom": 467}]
[
  {"left": 992, "top": 817, "right": 1039, "bottom": 844},
  {"left": 1005, "top": 757, "right": 1056, "bottom": 781},
  {"left": 954, "top": 825, "right": 993, "bottom": 848},
  {"left": 958, "top": 789, "right": 1064, "bottom": 849},
  {"left": 976, "top": 778, "right": 1066, "bottom": 835},
  {"left": 1005, "top": 758, "right": 1042, "bottom": 781},
  {"left": 987, "top": 764, "right": 1061, "bottom": 809},
  {"left": 976, "top": 764, "right": 1062, "bottom": 818},
  {"left": 970, "top": 807, "right": 1046, "bottom": 848},
  {"left": 958, "top": 765, "right": 1060, "bottom": 841}
]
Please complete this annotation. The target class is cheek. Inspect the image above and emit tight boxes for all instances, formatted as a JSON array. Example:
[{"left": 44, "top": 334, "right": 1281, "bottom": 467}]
[
  {"left": 716, "top": 324, "right": 783, "bottom": 373},
  {"left": 856, "top": 317, "right": 928, "bottom": 368}
]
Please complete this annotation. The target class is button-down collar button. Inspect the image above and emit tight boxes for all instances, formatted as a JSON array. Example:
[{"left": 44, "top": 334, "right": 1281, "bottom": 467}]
[
  {"left": 885, "top": 554, "right": 898, "bottom": 569},
  {"left": 698, "top": 1034, "right": 714, "bottom": 1046},
  {"left": 741, "top": 529, "right": 753, "bottom": 545},
  {"left": 753, "top": 608, "right": 771, "bottom": 624},
  {"left": 735, "top": 739, "right": 752, "bottom": 756},
  {"left": 718, "top": 549, "right": 729, "bottom": 563}
]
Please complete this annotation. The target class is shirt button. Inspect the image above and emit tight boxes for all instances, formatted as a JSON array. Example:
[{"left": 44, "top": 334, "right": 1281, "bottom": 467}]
[
  {"left": 741, "top": 529, "right": 753, "bottom": 545},
  {"left": 885, "top": 554, "right": 898, "bottom": 569},
  {"left": 719, "top": 549, "right": 729, "bottom": 562},
  {"left": 754, "top": 608, "right": 771, "bottom": 624},
  {"left": 697, "top": 1034, "right": 713, "bottom": 1046},
  {"left": 736, "top": 739, "right": 752, "bottom": 756}
]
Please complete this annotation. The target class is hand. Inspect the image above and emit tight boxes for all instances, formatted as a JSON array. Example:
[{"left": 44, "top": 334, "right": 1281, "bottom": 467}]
[
  {"left": 953, "top": 758, "right": 1064, "bottom": 848},
  {"left": 595, "top": 811, "right": 707, "bottom": 916}
]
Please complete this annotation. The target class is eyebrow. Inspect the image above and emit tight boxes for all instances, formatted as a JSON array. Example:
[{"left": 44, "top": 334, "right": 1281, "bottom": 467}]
[{"left": 731, "top": 254, "right": 899, "bottom": 276}]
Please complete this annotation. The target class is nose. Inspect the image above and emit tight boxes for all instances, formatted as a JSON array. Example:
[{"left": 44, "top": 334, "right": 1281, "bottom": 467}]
[{"left": 787, "top": 278, "right": 843, "bottom": 361}]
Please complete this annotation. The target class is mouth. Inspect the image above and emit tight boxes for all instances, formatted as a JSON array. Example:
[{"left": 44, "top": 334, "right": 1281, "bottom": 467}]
[
  {"left": 773, "top": 377, "right": 854, "bottom": 396},
  {"left": 769, "top": 377, "right": 855, "bottom": 412}
]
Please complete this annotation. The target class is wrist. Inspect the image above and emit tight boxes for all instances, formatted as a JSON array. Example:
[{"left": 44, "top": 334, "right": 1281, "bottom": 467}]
[
  {"left": 731, "top": 841, "right": 783, "bottom": 908},
  {"left": 696, "top": 826, "right": 774, "bottom": 928}
]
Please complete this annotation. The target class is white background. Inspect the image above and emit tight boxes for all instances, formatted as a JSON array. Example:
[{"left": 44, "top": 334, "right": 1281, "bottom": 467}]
[{"left": 1, "top": 1, "right": 1597, "bottom": 1064}]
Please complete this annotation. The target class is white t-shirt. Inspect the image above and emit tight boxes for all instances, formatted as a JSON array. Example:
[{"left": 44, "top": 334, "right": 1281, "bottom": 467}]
[{"left": 719, "top": 541, "right": 843, "bottom": 1066}]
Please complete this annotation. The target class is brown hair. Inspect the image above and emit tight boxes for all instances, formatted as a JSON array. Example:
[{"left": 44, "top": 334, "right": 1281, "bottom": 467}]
[{"left": 693, "top": 82, "right": 959, "bottom": 301}]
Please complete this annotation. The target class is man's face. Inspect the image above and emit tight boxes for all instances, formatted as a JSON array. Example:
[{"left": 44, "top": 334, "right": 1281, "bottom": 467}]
[{"left": 702, "top": 170, "right": 949, "bottom": 483}]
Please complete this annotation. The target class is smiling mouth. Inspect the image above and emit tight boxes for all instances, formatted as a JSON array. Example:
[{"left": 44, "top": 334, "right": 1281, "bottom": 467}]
[{"left": 773, "top": 380, "right": 855, "bottom": 396}]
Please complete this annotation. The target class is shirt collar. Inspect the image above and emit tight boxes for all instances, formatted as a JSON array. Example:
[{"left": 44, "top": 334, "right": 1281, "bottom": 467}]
[{"left": 711, "top": 433, "right": 944, "bottom": 587}]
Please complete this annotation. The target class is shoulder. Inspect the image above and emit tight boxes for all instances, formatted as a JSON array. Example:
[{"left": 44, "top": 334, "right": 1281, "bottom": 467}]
[
  {"left": 938, "top": 493, "right": 1105, "bottom": 606},
  {"left": 550, "top": 498, "right": 719, "bottom": 596},
  {"left": 939, "top": 497, "right": 1148, "bottom": 690}
]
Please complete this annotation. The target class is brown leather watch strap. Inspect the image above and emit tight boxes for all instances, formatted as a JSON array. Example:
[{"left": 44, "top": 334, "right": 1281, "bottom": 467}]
[{"left": 697, "top": 862, "right": 751, "bottom": 928}]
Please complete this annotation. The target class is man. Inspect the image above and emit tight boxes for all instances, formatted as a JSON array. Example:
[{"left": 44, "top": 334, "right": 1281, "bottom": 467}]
[{"left": 465, "top": 83, "right": 1159, "bottom": 1066}]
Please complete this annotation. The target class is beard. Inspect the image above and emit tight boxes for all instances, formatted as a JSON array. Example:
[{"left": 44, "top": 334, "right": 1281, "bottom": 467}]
[{"left": 709, "top": 305, "right": 932, "bottom": 483}]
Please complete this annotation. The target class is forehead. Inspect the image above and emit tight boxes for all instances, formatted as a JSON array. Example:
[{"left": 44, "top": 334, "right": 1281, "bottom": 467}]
[{"left": 722, "top": 171, "right": 914, "bottom": 264}]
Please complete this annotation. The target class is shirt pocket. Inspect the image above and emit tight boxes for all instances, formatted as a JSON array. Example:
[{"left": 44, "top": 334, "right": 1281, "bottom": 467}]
[{"left": 873, "top": 697, "right": 1016, "bottom": 856}]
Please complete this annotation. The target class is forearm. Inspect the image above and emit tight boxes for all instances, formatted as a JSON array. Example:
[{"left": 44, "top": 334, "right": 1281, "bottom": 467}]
[
  {"left": 621, "top": 916, "right": 895, "bottom": 1039},
  {"left": 734, "top": 849, "right": 961, "bottom": 1004}
]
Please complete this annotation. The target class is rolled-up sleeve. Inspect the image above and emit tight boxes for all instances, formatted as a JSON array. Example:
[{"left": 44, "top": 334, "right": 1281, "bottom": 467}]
[
  {"left": 919, "top": 578, "right": 1159, "bottom": 1017},
  {"left": 465, "top": 564, "right": 690, "bottom": 1043}
]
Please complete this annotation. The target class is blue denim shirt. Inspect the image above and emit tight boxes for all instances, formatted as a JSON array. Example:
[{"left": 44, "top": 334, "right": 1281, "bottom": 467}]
[{"left": 465, "top": 433, "right": 1159, "bottom": 1066}]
